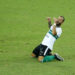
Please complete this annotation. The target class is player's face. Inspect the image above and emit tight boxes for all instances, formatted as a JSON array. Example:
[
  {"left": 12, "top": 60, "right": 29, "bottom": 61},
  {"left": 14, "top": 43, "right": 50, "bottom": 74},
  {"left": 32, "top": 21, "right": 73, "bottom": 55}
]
[{"left": 58, "top": 16, "right": 64, "bottom": 24}]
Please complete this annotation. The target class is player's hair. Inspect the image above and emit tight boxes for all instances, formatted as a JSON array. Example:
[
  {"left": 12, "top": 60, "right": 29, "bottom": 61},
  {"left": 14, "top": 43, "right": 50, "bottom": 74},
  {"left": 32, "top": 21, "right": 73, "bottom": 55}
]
[{"left": 60, "top": 16, "right": 65, "bottom": 22}]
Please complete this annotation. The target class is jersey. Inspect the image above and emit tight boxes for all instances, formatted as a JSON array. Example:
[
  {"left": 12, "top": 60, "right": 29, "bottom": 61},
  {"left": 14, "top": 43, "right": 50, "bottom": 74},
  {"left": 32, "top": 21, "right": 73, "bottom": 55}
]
[{"left": 41, "top": 25, "right": 62, "bottom": 50}]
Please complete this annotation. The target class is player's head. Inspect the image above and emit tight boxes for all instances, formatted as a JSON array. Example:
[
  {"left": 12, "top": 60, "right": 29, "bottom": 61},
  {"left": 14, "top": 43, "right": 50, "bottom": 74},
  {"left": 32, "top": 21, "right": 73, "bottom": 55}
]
[
  {"left": 58, "top": 16, "right": 65, "bottom": 24},
  {"left": 56, "top": 16, "right": 65, "bottom": 27}
]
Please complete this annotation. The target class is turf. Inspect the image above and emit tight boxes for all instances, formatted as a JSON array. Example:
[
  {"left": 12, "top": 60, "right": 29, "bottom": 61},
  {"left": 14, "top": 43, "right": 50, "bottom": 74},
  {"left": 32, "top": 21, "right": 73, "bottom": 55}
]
[{"left": 0, "top": 0, "right": 75, "bottom": 75}]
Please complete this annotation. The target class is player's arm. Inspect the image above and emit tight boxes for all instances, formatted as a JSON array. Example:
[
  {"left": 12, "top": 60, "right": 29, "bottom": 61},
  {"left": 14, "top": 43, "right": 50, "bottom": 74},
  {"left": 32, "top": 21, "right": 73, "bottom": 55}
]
[
  {"left": 47, "top": 17, "right": 52, "bottom": 28},
  {"left": 52, "top": 24, "right": 57, "bottom": 35},
  {"left": 52, "top": 18, "right": 59, "bottom": 35}
]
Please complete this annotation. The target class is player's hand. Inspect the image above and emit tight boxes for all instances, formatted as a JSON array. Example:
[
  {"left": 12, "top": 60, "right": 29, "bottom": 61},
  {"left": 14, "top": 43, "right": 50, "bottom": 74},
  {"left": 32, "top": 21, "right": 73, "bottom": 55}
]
[
  {"left": 47, "top": 17, "right": 51, "bottom": 22},
  {"left": 53, "top": 18, "right": 59, "bottom": 24}
]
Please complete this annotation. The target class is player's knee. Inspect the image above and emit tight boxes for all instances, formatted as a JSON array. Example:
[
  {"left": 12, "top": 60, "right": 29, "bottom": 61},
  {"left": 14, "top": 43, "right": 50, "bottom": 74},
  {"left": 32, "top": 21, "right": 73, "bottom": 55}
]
[
  {"left": 31, "top": 53, "right": 36, "bottom": 57},
  {"left": 38, "top": 56, "right": 44, "bottom": 62},
  {"left": 38, "top": 58, "right": 42, "bottom": 62}
]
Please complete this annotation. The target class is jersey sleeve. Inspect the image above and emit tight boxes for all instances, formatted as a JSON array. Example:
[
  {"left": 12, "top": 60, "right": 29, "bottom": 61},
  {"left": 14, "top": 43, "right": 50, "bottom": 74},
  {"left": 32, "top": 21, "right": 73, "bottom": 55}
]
[{"left": 56, "top": 28, "right": 62, "bottom": 37}]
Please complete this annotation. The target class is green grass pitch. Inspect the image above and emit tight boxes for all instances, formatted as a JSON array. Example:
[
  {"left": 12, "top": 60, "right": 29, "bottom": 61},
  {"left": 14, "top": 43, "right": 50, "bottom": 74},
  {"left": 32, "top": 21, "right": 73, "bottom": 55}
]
[{"left": 0, "top": 0, "right": 75, "bottom": 75}]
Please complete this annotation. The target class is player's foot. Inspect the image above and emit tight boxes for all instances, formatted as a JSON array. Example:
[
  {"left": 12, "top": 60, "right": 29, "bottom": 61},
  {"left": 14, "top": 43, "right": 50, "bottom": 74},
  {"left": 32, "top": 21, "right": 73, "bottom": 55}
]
[{"left": 54, "top": 53, "right": 64, "bottom": 61}]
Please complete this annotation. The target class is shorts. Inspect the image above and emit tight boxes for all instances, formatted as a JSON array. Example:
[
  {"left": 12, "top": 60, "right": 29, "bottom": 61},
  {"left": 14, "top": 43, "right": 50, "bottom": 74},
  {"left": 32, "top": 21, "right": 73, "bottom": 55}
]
[{"left": 32, "top": 44, "right": 52, "bottom": 57}]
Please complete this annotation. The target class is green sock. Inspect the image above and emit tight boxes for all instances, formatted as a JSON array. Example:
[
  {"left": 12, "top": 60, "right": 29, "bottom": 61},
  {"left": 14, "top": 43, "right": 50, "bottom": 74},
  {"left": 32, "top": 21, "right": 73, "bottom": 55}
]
[{"left": 42, "top": 55, "right": 55, "bottom": 62}]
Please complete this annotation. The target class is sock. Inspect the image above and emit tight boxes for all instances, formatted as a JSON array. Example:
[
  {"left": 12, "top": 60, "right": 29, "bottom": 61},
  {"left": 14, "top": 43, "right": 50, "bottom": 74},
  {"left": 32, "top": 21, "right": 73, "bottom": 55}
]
[{"left": 42, "top": 55, "right": 55, "bottom": 62}]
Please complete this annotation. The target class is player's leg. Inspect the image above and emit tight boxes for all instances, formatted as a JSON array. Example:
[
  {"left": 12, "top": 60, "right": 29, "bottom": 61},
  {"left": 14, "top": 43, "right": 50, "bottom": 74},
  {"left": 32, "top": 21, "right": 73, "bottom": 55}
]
[
  {"left": 31, "top": 44, "right": 41, "bottom": 58},
  {"left": 42, "top": 55, "right": 55, "bottom": 62},
  {"left": 38, "top": 55, "right": 55, "bottom": 62},
  {"left": 38, "top": 45, "right": 55, "bottom": 62},
  {"left": 32, "top": 53, "right": 36, "bottom": 57},
  {"left": 42, "top": 53, "right": 64, "bottom": 62},
  {"left": 39, "top": 47, "right": 56, "bottom": 62},
  {"left": 42, "top": 49, "right": 55, "bottom": 62},
  {"left": 38, "top": 45, "right": 63, "bottom": 62},
  {"left": 38, "top": 56, "right": 44, "bottom": 62},
  {"left": 38, "top": 44, "right": 47, "bottom": 61}
]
